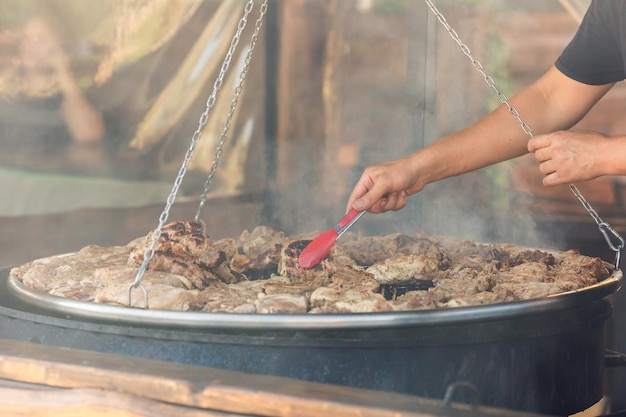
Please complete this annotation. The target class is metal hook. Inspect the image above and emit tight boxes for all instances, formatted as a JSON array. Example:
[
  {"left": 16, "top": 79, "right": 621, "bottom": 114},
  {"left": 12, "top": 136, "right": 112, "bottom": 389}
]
[
  {"left": 127, "top": 282, "right": 149, "bottom": 309},
  {"left": 442, "top": 381, "right": 482, "bottom": 406},
  {"left": 598, "top": 222, "right": 624, "bottom": 270}
]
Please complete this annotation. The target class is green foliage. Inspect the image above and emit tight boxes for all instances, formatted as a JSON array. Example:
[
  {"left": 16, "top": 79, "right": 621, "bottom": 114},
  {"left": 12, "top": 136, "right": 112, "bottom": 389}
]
[{"left": 368, "top": 0, "right": 409, "bottom": 14}]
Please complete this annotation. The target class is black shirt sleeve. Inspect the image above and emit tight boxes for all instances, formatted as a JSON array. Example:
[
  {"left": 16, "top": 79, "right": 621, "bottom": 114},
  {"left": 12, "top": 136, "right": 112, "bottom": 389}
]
[{"left": 555, "top": 0, "right": 626, "bottom": 85}]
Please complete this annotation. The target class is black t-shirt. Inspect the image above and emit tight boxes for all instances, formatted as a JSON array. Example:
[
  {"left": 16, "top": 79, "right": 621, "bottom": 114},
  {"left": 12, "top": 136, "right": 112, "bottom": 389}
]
[{"left": 556, "top": 0, "right": 626, "bottom": 85}]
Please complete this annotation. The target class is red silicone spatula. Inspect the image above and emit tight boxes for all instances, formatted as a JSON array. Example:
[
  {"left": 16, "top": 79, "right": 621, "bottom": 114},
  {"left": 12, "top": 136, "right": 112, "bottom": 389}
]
[{"left": 299, "top": 209, "right": 365, "bottom": 269}]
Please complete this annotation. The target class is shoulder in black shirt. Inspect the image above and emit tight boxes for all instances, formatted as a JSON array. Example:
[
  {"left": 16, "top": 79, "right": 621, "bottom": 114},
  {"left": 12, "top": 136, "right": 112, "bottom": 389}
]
[{"left": 555, "top": 0, "right": 626, "bottom": 85}]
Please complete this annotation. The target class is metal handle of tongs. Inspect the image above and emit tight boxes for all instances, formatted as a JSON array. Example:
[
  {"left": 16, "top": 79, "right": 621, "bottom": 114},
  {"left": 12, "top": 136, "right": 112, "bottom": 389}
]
[
  {"left": 337, "top": 210, "right": 366, "bottom": 239},
  {"left": 425, "top": 0, "right": 624, "bottom": 271}
]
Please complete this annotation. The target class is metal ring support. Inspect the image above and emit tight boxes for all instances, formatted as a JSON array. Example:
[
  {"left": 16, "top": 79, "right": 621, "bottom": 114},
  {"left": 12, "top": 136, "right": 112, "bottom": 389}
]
[
  {"left": 442, "top": 381, "right": 482, "bottom": 406},
  {"left": 127, "top": 282, "right": 148, "bottom": 309}
]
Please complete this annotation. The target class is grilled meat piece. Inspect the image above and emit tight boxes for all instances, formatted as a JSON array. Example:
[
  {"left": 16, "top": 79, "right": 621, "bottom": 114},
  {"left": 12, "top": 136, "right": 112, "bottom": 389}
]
[
  {"left": 130, "top": 221, "right": 209, "bottom": 260},
  {"left": 390, "top": 290, "right": 439, "bottom": 310},
  {"left": 91, "top": 265, "right": 209, "bottom": 310},
  {"left": 198, "top": 247, "right": 245, "bottom": 284},
  {"left": 200, "top": 285, "right": 257, "bottom": 313},
  {"left": 11, "top": 224, "right": 611, "bottom": 314},
  {"left": 93, "top": 265, "right": 195, "bottom": 289},
  {"left": 13, "top": 244, "right": 132, "bottom": 293},
  {"left": 308, "top": 265, "right": 389, "bottom": 313},
  {"left": 556, "top": 249, "right": 610, "bottom": 286},
  {"left": 230, "top": 226, "right": 284, "bottom": 278},
  {"left": 434, "top": 274, "right": 493, "bottom": 295},
  {"left": 366, "top": 254, "right": 440, "bottom": 285},
  {"left": 440, "top": 291, "right": 509, "bottom": 308},
  {"left": 339, "top": 233, "right": 450, "bottom": 269},
  {"left": 128, "top": 220, "right": 244, "bottom": 287},
  {"left": 95, "top": 283, "right": 203, "bottom": 310},
  {"left": 331, "top": 264, "right": 379, "bottom": 291},
  {"left": 255, "top": 294, "right": 308, "bottom": 314},
  {"left": 309, "top": 286, "right": 393, "bottom": 313},
  {"left": 435, "top": 238, "right": 556, "bottom": 270},
  {"left": 492, "top": 281, "right": 579, "bottom": 300},
  {"left": 277, "top": 239, "right": 334, "bottom": 287}
]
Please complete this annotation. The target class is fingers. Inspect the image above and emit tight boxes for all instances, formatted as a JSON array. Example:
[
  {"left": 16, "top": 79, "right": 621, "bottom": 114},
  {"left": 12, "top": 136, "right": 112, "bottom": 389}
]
[
  {"left": 532, "top": 147, "right": 551, "bottom": 163},
  {"left": 346, "top": 169, "right": 410, "bottom": 214},
  {"left": 527, "top": 133, "right": 551, "bottom": 153},
  {"left": 349, "top": 181, "right": 395, "bottom": 214},
  {"left": 346, "top": 174, "right": 378, "bottom": 212},
  {"left": 537, "top": 159, "right": 555, "bottom": 176},
  {"left": 375, "top": 191, "right": 407, "bottom": 213},
  {"left": 530, "top": 136, "right": 563, "bottom": 186},
  {"left": 388, "top": 191, "right": 408, "bottom": 211},
  {"left": 540, "top": 170, "right": 563, "bottom": 187},
  {"left": 346, "top": 154, "right": 423, "bottom": 214}
]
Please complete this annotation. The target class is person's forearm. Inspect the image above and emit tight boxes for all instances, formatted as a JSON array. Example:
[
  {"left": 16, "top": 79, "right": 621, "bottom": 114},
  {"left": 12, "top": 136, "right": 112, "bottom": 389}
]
[
  {"left": 346, "top": 67, "right": 615, "bottom": 213},
  {"left": 413, "top": 66, "right": 614, "bottom": 187},
  {"left": 412, "top": 90, "right": 546, "bottom": 187}
]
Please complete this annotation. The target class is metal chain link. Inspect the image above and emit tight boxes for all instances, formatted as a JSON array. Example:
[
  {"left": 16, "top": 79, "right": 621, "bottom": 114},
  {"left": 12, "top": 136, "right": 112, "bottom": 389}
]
[
  {"left": 130, "top": 0, "right": 262, "bottom": 299},
  {"left": 424, "top": 0, "right": 624, "bottom": 269},
  {"left": 195, "top": 0, "right": 269, "bottom": 221}
]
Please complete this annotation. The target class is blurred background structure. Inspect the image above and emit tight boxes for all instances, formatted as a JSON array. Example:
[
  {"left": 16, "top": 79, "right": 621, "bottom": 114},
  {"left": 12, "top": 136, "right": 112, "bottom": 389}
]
[{"left": 1, "top": 0, "right": 623, "bottom": 265}]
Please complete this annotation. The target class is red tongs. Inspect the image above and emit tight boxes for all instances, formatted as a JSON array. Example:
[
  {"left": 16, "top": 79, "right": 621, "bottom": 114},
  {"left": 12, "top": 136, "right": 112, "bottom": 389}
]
[{"left": 299, "top": 209, "right": 365, "bottom": 269}]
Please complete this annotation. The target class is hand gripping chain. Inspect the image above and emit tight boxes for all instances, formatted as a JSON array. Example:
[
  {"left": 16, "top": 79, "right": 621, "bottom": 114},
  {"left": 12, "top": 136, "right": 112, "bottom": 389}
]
[{"left": 424, "top": 0, "right": 624, "bottom": 270}]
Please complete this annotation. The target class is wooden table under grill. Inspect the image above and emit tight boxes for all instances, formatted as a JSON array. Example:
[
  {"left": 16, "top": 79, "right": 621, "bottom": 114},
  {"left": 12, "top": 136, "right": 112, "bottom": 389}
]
[{"left": 0, "top": 338, "right": 558, "bottom": 417}]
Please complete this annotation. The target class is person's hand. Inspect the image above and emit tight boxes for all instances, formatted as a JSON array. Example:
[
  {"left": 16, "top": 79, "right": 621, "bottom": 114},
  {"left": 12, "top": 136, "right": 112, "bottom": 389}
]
[
  {"left": 346, "top": 155, "right": 425, "bottom": 214},
  {"left": 527, "top": 129, "right": 610, "bottom": 186}
]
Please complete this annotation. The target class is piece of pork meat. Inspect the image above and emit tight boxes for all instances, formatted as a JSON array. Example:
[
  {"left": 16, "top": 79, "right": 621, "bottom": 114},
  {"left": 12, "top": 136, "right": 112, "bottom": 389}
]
[
  {"left": 339, "top": 233, "right": 450, "bottom": 268},
  {"left": 491, "top": 262, "right": 549, "bottom": 284},
  {"left": 128, "top": 220, "right": 244, "bottom": 287},
  {"left": 238, "top": 226, "right": 285, "bottom": 257},
  {"left": 129, "top": 221, "right": 210, "bottom": 262},
  {"left": 433, "top": 273, "right": 493, "bottom": 295},
  {"left": 91, "top": 265, "right": 219, "bottom": 310},
  {"left": 308, "top": 265, "right": 390, "bottom": 313},
  {"left": 230, "top": 226, "right": 285, "bottom": 278},
  {"left": 211, "top": 237, "right": 238, "bottom": 260},
  {"left": 14, "top": 244, "right": 132, "bottom": 293},
  {"left": 197, "top": 246, "right": 245, "bottom": 284},
  {"left": 92, "top": 265, "right": 195, "bottom": 289},
  {"left": 277, "top": 239, "right": 334, "bottom": 286},
  {"left": 330, "top": 264, "right": 379, "bottom": 292},
  {"left": 309, "top": 288, "right": 393, "bottom": 313},
  {"left": 554, "top": 250, "right": 609, "bottom": 286},
  {"left": 129, "top": 253, "right": 221, "bottom": 289},
  {"left": 440, "top": 291, "right": 511, "bottom": 308},
  {"left": 255, "top": 293, "right": 309, "bottom": 314},
  {"left": 366, "top": 254, "right": 440, "bottom": 285},
  {"left": 492, "top": 281, "right": 580, "bottom": 301},
  {"left": 94, "top": 282, "right": 203, "bottom": 311},
  {"left": 390, "top": 290, "right": 439, "bottom": 311},
  {"left": 200, "top": 285, "right": 258, "bottom": 313}
]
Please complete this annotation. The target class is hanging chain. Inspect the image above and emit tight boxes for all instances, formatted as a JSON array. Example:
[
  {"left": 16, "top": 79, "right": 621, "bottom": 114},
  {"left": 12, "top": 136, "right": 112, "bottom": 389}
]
[
  {"left": 424, "top": 0, "right": 624, "bottom": 269},
  {"left": 195, "top": 0, "right": 269, "bottom": 221},
  {"left": 130, "top": 0, "right": 265, "bottom": 300}
]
